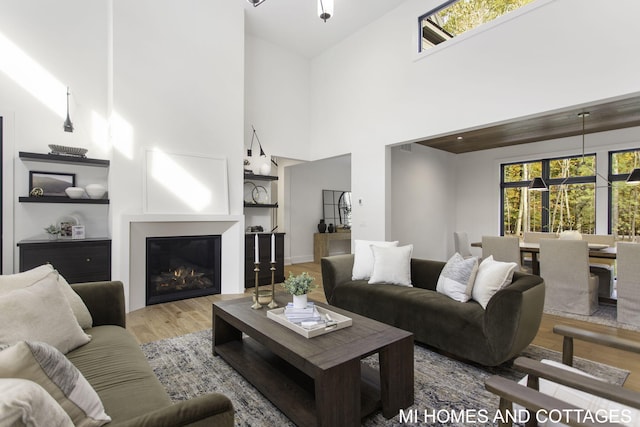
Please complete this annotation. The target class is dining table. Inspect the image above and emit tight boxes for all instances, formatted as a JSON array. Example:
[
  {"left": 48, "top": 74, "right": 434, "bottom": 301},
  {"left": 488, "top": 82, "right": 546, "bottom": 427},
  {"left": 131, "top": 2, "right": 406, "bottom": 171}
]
[{"left": 470, "top": 241, "right": 617, "bottom": 276}]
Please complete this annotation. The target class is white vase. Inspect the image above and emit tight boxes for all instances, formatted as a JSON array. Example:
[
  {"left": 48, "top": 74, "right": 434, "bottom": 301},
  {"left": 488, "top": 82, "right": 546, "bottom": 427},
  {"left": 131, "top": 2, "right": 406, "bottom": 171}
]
[
  {"left": 259, "top": 155, "right": 272, "bottom": 175},
  {"left": 292, "top": 293, "right": 308, "bottom": 309}
]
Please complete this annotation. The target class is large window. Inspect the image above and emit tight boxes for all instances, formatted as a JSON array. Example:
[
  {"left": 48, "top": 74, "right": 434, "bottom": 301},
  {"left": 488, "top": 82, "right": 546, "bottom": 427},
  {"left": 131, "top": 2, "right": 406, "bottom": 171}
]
[
  {"left": 609, "top": 149, "right": 640, "bottom": 239},
  {"left": 419, "top": 0, "right": 535, "bottom": 51},
  {"left": 501, "top": 155, "right": 597, "bottom": 236}
]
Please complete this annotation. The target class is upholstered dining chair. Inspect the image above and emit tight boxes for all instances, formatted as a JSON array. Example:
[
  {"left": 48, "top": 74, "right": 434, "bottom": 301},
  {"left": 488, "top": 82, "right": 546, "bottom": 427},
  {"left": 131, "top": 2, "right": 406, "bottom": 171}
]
[
  {"left": 616, "top": 242, "right": 640, "bottom": 327},
  {"left": 539, "top": 239, "right": 598, "bottom": 315},
  {"left": 453, "top": 231, "right": 473, "bottom": 259},
  {"left": 481, "top": 235, "right": 521, "bottom": 270},
  {"left": 582, "top": 234, "right": 616, "bottom": 299}
]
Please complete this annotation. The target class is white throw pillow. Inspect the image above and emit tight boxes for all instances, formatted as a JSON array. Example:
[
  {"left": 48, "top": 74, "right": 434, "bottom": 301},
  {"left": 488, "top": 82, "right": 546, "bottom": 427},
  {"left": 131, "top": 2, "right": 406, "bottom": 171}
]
[
  {"left": 0, "top": 264, "right": 93, "bottom": 329},
  {"left": 352, "top": 240, "right": 399, "bottom": 280},
  {"left": 0, "top": 341, "right": 111, "bottom": 426},
  {"left": 436, "top": 253, "right": 478, "bottom": 302},
  {"left": 0, "top": 272, "right": 91, "bottom": 354},
  {"left": 471, "top": 255, "right": 518, "bottom": 309},
  {"left": 368, "top": 244, "right": 413, "bottom": 286},
  {"left": 0, "top": 378, "right": 74, "bottom": 427}
]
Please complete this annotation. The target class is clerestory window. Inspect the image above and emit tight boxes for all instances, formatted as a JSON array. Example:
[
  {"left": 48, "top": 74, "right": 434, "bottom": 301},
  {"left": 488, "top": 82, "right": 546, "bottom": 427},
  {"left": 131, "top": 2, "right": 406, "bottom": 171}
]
[{"left": 419, "top": 0, "right": 535, "bottom": 52}]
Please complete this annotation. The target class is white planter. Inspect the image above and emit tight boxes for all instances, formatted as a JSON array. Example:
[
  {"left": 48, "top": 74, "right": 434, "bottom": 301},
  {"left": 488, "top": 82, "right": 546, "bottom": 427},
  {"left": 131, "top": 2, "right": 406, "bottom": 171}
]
[{"left": 292, "top": 293, "right": 308, "bottom": 309}]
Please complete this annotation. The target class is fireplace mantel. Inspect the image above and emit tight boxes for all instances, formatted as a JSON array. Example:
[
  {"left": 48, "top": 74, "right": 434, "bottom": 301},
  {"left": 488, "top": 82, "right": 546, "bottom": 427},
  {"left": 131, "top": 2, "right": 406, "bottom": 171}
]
[{"left": 121, "top": 214, "right": 244, "bottom": 312}]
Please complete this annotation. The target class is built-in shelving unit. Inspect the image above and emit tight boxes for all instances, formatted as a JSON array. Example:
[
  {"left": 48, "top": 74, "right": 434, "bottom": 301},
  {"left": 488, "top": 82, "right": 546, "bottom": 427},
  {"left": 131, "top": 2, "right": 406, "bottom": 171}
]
[
  {"left": 244, "top": 172, "right": 278, "bottom": 181},
  {"left": 19, "top": 196, "right": 109, "bottom": 204},
  {"left": 19, "top": 151, "right": 110, "bottom": 204},
  {"left": 19, "top": 151, "right": 110, "bottom": 167}
]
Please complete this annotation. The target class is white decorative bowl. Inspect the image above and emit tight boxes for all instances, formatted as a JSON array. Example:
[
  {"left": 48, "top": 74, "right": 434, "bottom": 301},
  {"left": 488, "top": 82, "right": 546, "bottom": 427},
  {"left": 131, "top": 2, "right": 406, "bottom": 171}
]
[
  {"left": 85, "top": 184, "right": 106, "bottom": 199},
  {"left": 65, "top": 187, "right": 86, "bottom": 199}
]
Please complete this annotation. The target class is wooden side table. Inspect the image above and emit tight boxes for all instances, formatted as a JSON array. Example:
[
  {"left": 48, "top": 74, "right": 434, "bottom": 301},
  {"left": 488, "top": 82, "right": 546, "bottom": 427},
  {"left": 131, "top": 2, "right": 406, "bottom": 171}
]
[{"left": 313, "top": 231, "right": 351, "bottom": 263}]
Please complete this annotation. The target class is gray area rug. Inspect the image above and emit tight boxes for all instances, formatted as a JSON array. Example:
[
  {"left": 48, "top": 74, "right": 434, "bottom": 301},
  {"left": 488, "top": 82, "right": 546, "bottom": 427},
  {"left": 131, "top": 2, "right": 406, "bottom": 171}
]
[
  {"left": 141, "top": 330, "right": 629, "bottom": 427},
  {"left": 545, "top": 303, "right": 640, "bottom": 332}
]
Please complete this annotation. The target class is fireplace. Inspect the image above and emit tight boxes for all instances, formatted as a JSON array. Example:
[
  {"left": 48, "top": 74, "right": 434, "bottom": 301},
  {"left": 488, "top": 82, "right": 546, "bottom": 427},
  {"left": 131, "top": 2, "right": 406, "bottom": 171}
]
[{"left": 146, "top": 235, "right": 221, "bottom": 305}]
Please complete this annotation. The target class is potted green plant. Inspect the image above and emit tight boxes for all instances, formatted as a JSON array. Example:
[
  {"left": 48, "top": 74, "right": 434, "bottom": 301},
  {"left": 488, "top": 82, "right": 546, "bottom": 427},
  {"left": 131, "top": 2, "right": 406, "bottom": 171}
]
[
  {"left": 281, "top": 271, "right": 316, "bottom": 308},
  {"left": 44, "top": 224, "right": 61, "bottom": 240}
]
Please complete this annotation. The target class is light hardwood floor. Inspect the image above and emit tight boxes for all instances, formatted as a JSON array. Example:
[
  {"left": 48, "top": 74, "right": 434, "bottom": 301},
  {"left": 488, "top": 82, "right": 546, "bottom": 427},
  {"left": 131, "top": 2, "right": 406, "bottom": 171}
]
[{"left": 127, "top": 261, "right": 640, "bottom": 392}]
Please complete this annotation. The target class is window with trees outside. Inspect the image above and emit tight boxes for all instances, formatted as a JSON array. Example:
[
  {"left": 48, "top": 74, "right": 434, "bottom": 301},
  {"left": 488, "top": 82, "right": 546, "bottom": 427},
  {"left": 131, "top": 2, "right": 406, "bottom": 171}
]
[
  {"left": 501, "top": 155, "right": 597, "bottom": 237},
  {"left": 609, "top": 149, "right": 640, "bottom": 239},
  {"left": 419, "top": 0, "right": 535, "bottom": 51}
]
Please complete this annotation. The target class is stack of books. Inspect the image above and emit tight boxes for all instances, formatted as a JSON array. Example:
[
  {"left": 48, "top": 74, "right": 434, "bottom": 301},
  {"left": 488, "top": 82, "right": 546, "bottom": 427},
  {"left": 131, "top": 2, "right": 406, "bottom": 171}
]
[{"left": 283, "top": 302, "right": 322, "bottom": 324}]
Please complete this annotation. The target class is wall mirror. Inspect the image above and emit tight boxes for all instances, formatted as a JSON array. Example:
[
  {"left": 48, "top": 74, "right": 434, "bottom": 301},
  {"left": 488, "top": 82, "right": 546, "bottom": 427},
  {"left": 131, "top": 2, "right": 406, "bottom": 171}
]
[{"left": 323, "top": 190, "right": 352, "bottom": 228}]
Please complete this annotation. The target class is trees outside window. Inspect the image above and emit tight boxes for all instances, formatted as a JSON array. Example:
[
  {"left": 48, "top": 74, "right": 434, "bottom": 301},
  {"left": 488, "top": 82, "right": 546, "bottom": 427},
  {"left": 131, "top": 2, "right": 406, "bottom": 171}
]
[
  {"left": 420, "top": 0, "right": 535, "bottom": 51},
  {"left": 610, "top": 149, "right": 640, "bottom": 239},
  {"left": 501, "top": 155, "right": 596, "bottom": 236}
]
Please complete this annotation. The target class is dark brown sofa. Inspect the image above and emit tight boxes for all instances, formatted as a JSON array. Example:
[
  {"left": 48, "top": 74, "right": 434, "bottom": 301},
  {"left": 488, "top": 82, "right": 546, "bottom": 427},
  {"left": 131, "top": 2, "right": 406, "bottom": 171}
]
[
  {"left": 321, "top": 254, "right": 545, "bottom": 366},
  {"left": 69, "top": 281, "right": 234, "bottom": 426}
]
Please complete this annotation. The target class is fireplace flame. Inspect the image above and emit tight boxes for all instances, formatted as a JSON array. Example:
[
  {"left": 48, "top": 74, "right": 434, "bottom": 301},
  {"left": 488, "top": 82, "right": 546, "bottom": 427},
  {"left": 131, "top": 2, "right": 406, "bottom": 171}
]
[{"left": 153, "top": 266, "right": 212, "bottom": 292}]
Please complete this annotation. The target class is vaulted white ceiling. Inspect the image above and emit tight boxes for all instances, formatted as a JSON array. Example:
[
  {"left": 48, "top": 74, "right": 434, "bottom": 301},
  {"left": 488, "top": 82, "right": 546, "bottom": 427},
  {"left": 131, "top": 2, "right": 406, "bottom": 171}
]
[{"left": 242, "top": 0, "right": 405, "bottom": 58}]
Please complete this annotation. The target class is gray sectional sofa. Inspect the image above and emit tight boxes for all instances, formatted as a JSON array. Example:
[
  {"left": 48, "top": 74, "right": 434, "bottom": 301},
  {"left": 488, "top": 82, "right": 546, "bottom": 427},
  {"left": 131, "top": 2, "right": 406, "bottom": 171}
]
[{"left": 321, "top": 254, "right": 545, "bottom": 366}]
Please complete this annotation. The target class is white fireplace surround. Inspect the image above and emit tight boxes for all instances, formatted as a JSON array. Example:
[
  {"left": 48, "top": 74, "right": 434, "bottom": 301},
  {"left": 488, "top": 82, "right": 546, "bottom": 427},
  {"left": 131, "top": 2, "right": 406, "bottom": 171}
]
[{"left": 122, "top": 214, "right": 244, "bottom": 312}]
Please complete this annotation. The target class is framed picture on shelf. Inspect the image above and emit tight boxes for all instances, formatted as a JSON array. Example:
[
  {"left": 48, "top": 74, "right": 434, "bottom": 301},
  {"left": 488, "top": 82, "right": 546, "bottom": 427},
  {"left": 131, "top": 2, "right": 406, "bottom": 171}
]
[
  {"left": 29, "top": 171, "right": 75, "bottom": 196},
  {"left": 60, "top": 221, "right": 74, "bottom": 238},
  {"left": 71, "top": 225, "right": 86, "bottom": 240}
]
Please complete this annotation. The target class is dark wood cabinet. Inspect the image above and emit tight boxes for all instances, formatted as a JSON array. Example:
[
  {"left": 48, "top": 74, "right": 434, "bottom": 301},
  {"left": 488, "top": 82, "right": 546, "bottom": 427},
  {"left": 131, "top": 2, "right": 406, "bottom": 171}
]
[
  {"left": 18, "top": 238, "right": 111, "bottom": 283},
  {"left": 245, "top": 233, "right": 284, "bottom": 288}
]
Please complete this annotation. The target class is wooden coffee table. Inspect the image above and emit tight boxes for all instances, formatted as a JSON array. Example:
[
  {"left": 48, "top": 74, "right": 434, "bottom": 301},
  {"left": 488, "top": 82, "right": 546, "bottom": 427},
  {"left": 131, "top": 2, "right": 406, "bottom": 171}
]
[{"left": 213, "top": 296, "right": 414, "bottom": 427}]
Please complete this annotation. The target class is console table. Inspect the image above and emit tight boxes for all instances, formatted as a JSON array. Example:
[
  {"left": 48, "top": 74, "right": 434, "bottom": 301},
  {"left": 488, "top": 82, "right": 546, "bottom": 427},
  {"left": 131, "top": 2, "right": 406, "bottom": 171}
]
[{"left": 313, "top": 231, "right": 351, "bottom": 263}]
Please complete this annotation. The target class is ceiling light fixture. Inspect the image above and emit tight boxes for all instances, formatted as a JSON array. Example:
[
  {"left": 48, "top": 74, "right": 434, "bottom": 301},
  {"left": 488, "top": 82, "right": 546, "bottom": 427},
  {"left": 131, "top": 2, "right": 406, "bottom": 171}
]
[
  {"left": 318, "top": 0, "right": 333, "bottom": 22},
  {"left": 246, "top": 0, "right": 333, "bottom": 22},
  {"left": 63, "top": 86, "right": 73, "bottom": 133}
]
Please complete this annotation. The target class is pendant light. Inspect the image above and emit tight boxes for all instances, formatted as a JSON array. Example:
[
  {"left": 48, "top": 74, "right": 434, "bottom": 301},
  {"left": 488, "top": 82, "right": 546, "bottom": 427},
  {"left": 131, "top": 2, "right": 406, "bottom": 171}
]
[
  {"left": 63, "top": 86, "right": 74, "bottom": 133},
  {"left": 318, "top": 0, "right": 333, "bottom": 22},
  {"left": 528, "top": 177, "right": 548, "bottom": 191},
  {"left": 627, "top": 167, "right": 640, "bottom": 185}
]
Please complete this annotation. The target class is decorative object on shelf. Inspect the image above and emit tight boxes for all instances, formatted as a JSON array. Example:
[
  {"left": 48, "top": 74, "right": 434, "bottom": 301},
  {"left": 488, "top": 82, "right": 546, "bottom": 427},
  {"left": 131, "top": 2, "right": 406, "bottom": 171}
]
[
  {"left": 281, "top": 272, "right": 316, "bottom": 309},
  {"left": 252, "top": 185, "right": 269, "bottom": 204},
  {"left": 63, "top": 86, "right": 74, "bottom": 133},
  {"left": 246, "top": 0, "right": 334, "bottom": 22},
  {"left": 71, "top": 225, "right": 86, "bottom": 240},
  {"left": 47, "top": 144, "right": 88, "bottom": 157},
  {"left": 64, "top": 187, "right": 86, "bottom": 199},
  {"left": 58, "top": 215, "right": 81, "bottom": 239},
  {"left": 29, "top": 187, "right": 44, "bottom": 197},
  {"left": 44, "top": 224, "right": 61, "bottom": 240},
  {"left": 85, "top": 184, "right": 106, "bottom": 199},
  {"left": 327, "top": 223, "right": 335, "bottom": 233},
  {"left": 244, "top": 182, "right": 257, "bottom": 203},
  {"left": 317, "top": 219, "right": 326, "bottom": 233},
  {"left": 29, "top": 171, "right": 76, "bottom": 196}
]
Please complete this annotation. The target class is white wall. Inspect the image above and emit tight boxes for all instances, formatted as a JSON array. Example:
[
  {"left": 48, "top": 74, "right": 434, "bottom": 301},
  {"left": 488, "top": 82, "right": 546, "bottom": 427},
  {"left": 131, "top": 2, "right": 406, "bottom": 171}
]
[
  {"left": 285, "top": 155, "right": 351, "bottom": 264},
  {"left": 0, "top": 0, "right": 109, "bottom": 270},
  {"left": 390, "top": 144, "right": 456, "bottom": 261},
  {"left": 244, "top": 36, "right": 310, "bottom": 161},
  {"left": 110, "top": 0, "right": 245, "bottom": 296},
  {"left": 1, "top": 1, "right": 247, "bottom": 304},
  {"left": 308, "top": 0, "right": 640, "bottom": 250}
]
